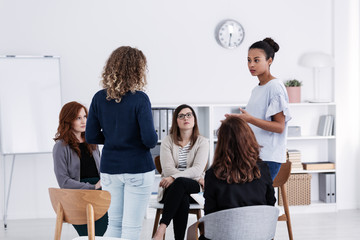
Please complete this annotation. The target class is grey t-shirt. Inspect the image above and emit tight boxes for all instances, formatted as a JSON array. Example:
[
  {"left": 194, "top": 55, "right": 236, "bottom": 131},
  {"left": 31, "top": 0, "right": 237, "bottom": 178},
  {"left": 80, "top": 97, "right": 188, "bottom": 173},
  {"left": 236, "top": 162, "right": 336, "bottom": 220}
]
[{"left": 246, "top": 79, "right": 291, "bottom": 163}]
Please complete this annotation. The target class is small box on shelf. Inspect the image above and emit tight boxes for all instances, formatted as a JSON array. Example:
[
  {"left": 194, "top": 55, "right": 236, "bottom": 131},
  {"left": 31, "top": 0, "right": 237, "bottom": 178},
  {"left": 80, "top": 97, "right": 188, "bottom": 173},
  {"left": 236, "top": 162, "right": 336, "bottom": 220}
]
[
  {"left": 302, "top": 162, "right": 335, "bottom": 171},
  {"left": 288, "top": 126, "right": 301, "bottom": 137}
]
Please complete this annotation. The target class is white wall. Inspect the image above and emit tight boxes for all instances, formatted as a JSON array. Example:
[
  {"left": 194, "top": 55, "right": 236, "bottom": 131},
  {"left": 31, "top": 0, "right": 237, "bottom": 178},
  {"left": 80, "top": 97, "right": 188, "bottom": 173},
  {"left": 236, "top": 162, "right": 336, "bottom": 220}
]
[
  {"left": 0, "top": 0, "right": 358, "bottom": 219},
  {"left": 333, "top": 0, "right": 360, "bottom": 210}
]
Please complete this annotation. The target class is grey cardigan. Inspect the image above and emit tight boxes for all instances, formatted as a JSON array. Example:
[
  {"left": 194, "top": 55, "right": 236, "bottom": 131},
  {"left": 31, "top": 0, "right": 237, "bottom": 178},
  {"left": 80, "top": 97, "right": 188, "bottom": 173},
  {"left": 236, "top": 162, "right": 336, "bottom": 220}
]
[
  {"left": 157, "top": 135, "right": 209, "bottom": 201},
  {"left": 53, "top": 140, "right": 101, "bottom": 189}
]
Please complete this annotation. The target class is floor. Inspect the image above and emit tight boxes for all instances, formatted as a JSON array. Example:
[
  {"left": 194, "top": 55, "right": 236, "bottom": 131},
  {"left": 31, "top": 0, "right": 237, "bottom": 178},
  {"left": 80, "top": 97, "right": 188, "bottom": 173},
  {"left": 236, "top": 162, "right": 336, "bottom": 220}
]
[{"left": 1, "top": 209, "right": 360, "bottom": 240}]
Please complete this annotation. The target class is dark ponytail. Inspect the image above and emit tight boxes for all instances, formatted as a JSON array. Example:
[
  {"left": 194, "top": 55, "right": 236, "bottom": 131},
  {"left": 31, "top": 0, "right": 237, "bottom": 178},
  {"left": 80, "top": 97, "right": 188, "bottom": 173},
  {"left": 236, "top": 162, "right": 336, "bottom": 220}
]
[{"left": 249, "top": 37, "right": 279, "bottom": 60}]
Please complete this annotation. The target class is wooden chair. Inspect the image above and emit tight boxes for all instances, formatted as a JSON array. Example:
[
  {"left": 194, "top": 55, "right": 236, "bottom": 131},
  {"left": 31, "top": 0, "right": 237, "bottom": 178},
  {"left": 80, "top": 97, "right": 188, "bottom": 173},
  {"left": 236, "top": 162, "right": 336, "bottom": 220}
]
[
  {"left": 273, "top": 161, "right": 293, "bottom": 240},
  {"left": 48, "top": 188, "right": 113, "bottom": 240},
  {"left": 186, "top": 206, "right": 279, "bottom": 240},
  {"left": 149, "top": 156, "right": 203, "bottom": 239}
]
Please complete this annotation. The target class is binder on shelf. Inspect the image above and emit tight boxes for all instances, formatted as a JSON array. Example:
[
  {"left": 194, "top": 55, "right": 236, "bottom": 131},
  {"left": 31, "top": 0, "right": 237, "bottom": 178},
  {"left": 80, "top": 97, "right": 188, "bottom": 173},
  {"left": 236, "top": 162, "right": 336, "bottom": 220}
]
[
  {"left": 319, "top": 173, "right": 336, "bottom": 203},
  {"left": 167, "top": 109, "right": 173, "bottom": 135},
  {"left": 317, "top": 115, "right": 334, "bottom": 136},
  {"left": 330, "top": 173, "right": 336, "bottom": 203},
  {"left": 327, "top": 115, "right": 334, "bottom": 136},
  {"left": 153, "top": 109, "right": 160, "bottom": 141},
  {"left": 317, "top": 115, "right": 327, "bottom": 136},
  {"left": 319, "top": 173, "right": 331, "bottom": 203},
  {"left": 160, "top": 109, "right": 168, "bottom": 140}
]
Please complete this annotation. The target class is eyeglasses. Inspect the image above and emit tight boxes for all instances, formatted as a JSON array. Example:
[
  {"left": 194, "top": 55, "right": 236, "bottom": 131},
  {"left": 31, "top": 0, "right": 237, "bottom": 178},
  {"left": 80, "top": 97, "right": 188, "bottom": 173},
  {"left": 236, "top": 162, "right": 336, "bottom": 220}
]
[{"left": 177, "top": 112, "right": 193, "bottom": 120}]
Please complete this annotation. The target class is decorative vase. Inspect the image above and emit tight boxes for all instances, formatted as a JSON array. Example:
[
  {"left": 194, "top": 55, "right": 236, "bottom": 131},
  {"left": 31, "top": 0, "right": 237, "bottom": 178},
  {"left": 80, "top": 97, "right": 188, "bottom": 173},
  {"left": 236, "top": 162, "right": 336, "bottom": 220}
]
[{"left": 286, "top": 87, "right": 301, "bottom": 103}]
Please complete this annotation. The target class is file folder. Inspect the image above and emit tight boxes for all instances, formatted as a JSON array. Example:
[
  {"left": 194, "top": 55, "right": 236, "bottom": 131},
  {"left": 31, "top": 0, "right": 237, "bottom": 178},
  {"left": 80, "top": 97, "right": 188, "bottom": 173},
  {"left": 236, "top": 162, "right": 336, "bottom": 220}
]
[
  {"left": 319, "top": 173, "right": 331, "bottom": 203},
  {"left": 330, "top": 173, "right": 336, "bottom": 203},
  {"left": 160, "top": 109, "right": 168, "bottom": 140},
  {"left": 167, "top": 109, "right": 173, "bottom": 134},
  {"left": 153, "top": 109, "right": 160, "bottom": 141}
]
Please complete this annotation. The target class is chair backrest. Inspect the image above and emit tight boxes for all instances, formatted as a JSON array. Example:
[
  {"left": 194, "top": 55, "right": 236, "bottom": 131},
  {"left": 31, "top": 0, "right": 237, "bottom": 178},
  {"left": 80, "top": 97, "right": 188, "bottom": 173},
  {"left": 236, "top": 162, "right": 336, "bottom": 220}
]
[
  {"left": 200, "top": 205, "right": 279, "bottom": 240},
  {"left": 154, "top": 155, "right": 162, "bottom": 174},
  {"left": 48, "top": 188, "right": 111, "bottom": 240},
  {"left": 273, "top": 161, "right": 292, "bottom": 187}
]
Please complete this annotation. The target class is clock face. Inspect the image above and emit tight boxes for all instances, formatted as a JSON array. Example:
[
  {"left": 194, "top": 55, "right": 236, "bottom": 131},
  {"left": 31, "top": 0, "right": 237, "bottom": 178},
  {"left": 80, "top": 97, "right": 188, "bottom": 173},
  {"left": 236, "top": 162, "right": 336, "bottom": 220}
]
[{"left": 215, "top": 20, "right": 245, "bottom": 49}]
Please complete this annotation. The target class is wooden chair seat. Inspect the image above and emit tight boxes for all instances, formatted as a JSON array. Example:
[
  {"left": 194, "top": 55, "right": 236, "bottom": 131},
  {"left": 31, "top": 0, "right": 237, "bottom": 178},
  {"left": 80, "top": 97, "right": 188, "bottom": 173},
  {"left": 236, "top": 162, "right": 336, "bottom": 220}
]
[{"left": 48, "top": 188, "right": 118, "bottom": 240}]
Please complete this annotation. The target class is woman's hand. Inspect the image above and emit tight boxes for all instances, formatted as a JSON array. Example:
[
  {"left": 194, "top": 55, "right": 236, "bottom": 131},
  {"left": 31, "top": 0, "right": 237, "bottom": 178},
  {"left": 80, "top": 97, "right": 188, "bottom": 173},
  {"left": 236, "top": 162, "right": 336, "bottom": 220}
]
[
  {"left": 225, "top": 108, "right": 252, "bottom": 122},
  {"left": 198, "top": 178, "right": 205, "bottom": 189},
  {"left": 159, "top": 176, "right": 175, "bottom": 189},
  {"left": 95, "top": 180, "right": 101, "bottom": 190},
  {"left": 225, "top": 108, "right": 285, "bottom": 133}
]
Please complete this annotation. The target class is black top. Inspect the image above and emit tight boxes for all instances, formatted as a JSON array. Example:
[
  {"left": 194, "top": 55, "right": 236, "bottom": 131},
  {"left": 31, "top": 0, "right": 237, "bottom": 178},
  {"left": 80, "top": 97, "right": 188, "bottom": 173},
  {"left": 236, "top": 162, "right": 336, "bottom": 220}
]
[
  {"left": 79, "top": 143, "right": 100, "bottom": 179},
  {"left": 204, "top": 161, "right": 276, "bottom": 215}
]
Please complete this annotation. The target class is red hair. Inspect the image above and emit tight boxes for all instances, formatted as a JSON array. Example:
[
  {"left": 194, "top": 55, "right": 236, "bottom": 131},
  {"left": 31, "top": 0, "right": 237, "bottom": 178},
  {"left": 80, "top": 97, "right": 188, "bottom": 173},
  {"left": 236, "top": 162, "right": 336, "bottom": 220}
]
[
  {"left": 54, "top": 101, "right": 95, "bottom": 157},
  {"left": 212, "top": 116, "right": 261, "bottom": 184}
]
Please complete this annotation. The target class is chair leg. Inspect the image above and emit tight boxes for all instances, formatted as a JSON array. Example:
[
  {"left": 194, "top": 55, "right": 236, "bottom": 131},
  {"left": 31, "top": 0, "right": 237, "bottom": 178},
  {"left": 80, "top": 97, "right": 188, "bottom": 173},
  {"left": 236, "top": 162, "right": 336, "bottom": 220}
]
[
  {"left": 196, "top": 209, "right": 202, "bottom": 220},
  {"left": 54, "top": 203, "right": 64, "bottom": 240},
  {"left": 86, "top": 204, "right": 95, "bottom": 240},
  {"left": 281, "top": 185, "right": 293, "bottom": 240},
  {"left": 152, "top": 209, "right": 166, "bottom": 240},
  {"left": 186, "top": 221, "right": 200, "bottom": 240}
]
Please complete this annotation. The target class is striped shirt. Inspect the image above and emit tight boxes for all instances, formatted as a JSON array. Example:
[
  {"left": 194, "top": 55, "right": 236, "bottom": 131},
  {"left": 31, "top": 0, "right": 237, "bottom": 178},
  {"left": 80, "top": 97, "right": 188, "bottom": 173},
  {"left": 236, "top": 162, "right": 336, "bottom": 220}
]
[{"left": 178, "top": 142, "right": 191, "bottom": 171}]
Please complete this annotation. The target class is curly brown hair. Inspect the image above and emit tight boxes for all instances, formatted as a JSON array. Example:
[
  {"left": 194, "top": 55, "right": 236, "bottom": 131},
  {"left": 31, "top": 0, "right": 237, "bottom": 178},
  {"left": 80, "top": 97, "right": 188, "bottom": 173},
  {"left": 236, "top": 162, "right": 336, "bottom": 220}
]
[
  {"left": 101, "top": 46, "right": 147, "bottom": 103},
  {"left": 54, "top": 101, "right": 96, "bottom": 157},
  {"left": 212, "top": 116, "right": 261, "bottom": 184}
]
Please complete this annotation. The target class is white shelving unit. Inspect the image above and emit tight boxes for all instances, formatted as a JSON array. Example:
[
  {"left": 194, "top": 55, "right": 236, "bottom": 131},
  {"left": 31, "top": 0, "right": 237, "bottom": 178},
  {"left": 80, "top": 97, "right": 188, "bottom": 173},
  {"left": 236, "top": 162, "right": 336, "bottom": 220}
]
[
  {"left": 287, "top": 102, "right": 336, "bottom": 212},
  {"left": 151, "top": 102, "right": 337, "bottom": 212}
]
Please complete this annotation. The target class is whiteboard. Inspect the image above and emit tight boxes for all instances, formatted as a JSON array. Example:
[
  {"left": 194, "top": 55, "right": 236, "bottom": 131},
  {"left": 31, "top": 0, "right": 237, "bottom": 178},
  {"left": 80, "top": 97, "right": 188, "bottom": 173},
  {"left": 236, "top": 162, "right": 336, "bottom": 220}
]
[{"left": 0, "top": 56, "right": 62, "bottom": 154}]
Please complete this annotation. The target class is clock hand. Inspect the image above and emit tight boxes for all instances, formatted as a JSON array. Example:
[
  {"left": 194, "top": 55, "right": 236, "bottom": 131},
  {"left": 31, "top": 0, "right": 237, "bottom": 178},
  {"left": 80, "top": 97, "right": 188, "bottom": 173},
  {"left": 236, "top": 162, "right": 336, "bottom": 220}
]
[{"left": 228, "top": 25, "right": 234, "bottom": 47}]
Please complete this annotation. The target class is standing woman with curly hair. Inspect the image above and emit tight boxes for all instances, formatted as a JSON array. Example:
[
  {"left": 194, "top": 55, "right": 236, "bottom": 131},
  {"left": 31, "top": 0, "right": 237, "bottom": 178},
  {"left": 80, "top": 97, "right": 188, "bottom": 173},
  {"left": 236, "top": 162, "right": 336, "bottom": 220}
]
[
  {"left": 86, "top": 46, "right": 158, "bottom": 240},
  {"left": 53, "top": 101, "right": 107, "bottom": 236},
  {"left": 226, "top": 37, "right": 291, "bottom": 180}
]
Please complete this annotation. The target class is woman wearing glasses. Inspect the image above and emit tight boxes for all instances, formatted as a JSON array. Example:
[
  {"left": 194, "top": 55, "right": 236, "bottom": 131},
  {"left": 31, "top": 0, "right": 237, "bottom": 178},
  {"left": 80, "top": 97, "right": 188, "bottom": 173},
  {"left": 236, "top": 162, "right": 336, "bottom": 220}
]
[{"left": 152, "top": 104, "right": 209, "bottom": 240}]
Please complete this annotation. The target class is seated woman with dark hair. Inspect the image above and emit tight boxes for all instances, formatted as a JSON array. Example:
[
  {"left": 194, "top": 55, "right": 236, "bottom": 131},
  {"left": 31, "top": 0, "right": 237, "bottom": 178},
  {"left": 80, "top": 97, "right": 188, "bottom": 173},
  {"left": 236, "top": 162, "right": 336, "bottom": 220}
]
[
  {"left": 152, "top": 104, "right": 209, "bottom": 240},
  {"left": 204, "top": 116, "right": 276, "bottom": 215}
]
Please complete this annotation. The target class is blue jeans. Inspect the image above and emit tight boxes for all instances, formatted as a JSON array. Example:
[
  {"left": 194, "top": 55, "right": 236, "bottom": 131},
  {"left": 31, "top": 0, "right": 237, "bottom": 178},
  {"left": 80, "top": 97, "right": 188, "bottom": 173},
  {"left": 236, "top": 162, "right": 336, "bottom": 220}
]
[
  {"left": 101, "top": 170, "right": 155, "bottom": 240},
  {"left": 264, "top": 161, "right": 282, "bottom": 181}
]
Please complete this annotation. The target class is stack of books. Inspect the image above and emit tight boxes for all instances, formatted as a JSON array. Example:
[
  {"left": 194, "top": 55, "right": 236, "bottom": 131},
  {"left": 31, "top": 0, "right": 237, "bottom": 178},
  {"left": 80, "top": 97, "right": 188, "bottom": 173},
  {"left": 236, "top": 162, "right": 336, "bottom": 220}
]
[
  {"left": 317, "top": 115, "right": 335, "bottom": 136},
  {"left": 287, "top": 149, "right": 303, "bottom": 171}
]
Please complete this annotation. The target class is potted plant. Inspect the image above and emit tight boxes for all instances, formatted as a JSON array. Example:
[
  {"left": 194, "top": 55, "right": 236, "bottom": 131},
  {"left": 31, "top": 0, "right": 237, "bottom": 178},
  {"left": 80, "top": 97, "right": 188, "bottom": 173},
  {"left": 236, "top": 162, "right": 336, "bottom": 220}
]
[{"left": 284, "top": 79, "right": 302, "bottom": 103}]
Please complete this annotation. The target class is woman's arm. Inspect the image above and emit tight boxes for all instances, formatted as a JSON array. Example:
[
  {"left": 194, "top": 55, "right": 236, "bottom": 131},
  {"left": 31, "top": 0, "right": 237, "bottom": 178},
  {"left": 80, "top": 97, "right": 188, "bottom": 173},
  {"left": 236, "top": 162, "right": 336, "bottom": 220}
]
[
  {"left": 53, "top": 142, "right": 96, "bottom": 189},
  {"left": 226, "top": 108, "right": 285, "bottom": 133},
  {"left": 85, "top": 96, "right": 105, "bottom": 144},
  {"left": 203, "top": 169, "right": 217, "bottom": 215},
  {"left": 137, "top": 94, "right": 158, "bottom": 148}
]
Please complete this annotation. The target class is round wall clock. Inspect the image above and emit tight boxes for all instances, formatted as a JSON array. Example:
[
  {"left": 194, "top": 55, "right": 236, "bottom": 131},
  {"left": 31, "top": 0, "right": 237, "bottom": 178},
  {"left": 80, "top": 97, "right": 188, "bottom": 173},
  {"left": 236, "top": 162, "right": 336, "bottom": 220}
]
[{"left": 215, "top": 19, "right": 245, "bottom": 49}]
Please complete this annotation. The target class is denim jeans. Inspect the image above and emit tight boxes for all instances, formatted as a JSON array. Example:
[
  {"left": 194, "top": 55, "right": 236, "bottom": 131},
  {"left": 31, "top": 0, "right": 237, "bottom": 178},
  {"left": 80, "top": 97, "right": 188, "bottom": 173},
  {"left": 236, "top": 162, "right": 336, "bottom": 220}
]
[
  {"left": 264, "top": 161, "right": 282, "bottom": 181},
  {"left": 101, "top": 170, "right": 155, "bottom": 240}
]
